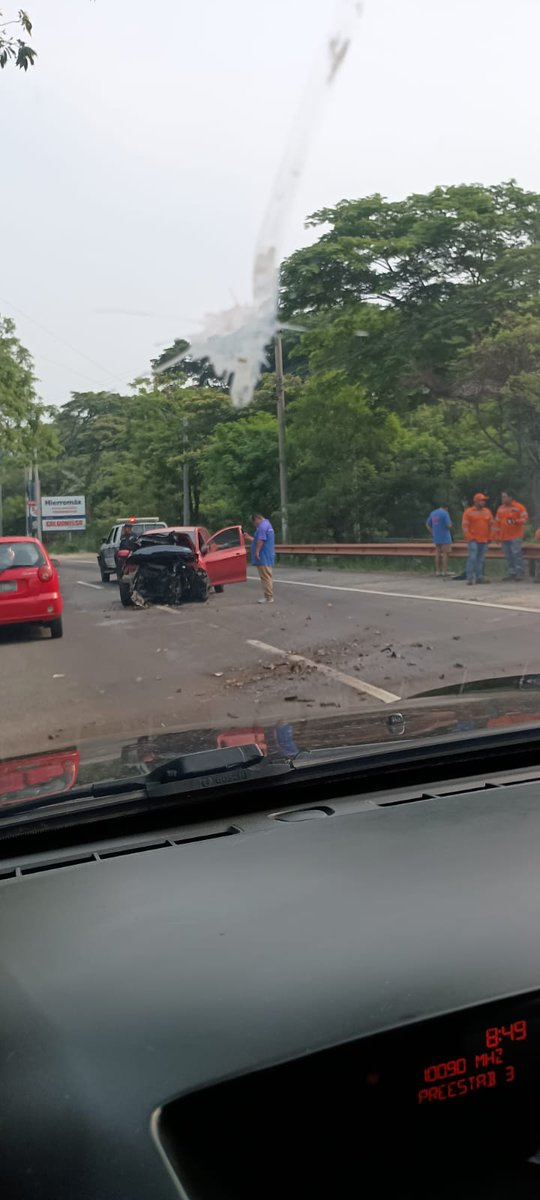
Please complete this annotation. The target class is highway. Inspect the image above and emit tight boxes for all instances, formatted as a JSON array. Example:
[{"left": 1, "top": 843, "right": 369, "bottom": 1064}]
[{"left": 2, "top": 556, "right": 540, "bottom": 756}]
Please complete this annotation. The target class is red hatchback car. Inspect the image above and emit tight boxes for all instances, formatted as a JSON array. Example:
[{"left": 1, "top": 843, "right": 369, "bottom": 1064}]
[
  {"left": 117, "top": 524, "right": 247, "bottom": 595},
  {"left": 0, "top": 537, "right": 64, "bottom": 638}
]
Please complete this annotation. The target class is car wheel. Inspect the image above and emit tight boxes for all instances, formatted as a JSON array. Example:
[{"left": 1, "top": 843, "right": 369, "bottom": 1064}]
[
  {"left": 98, "top": 558, "right": 111, "bottom": 583},
  {"left": 50, "top": 617, "right": 63, "bottom": 639},
  {"left": 192, "top": 572, "right": 209, "bottom": 603},
  {"left": 119, "top": 581, "right": 133, "bottom": 607},
  {"left": 214, "top": 584, "right": 224, "bottom": 594}
]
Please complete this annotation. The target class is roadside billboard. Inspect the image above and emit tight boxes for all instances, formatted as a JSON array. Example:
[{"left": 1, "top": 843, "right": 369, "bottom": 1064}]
[{"left": 41, "top": 495, "right": 86, "bottom": 531}]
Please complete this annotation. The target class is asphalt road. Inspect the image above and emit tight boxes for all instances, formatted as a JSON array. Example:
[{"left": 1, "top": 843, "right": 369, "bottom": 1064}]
[{"left": 2, "top": 556, "right": 540, "bottom": 755}]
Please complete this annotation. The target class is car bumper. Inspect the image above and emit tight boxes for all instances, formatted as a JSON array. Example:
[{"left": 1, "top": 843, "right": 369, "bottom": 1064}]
[{"left": 0, "top": 592, "right": 63, "bottom": 626}]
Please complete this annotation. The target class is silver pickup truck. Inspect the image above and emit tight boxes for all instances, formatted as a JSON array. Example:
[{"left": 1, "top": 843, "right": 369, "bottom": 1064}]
[{"left": 97, "top": 518, "right": 167, "bottom": 582}]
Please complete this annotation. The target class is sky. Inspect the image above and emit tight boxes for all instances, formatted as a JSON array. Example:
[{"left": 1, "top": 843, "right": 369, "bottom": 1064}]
[{"left": 1, "top": 0, "right": 540, "bottom": 407}]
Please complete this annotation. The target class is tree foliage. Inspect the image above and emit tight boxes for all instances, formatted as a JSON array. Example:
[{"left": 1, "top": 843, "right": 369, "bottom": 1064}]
[
  {"left": 0, "top": 316, "right": 55, "bottom": 463},
  {"left": 0, "top": 8, "right": 36, "bottom": 70},
  {"left": 7, "top": 180, "right": 540, "bottom": 548}
]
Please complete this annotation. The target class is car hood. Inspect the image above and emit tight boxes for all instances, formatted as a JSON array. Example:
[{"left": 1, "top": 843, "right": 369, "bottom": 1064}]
[{"left": 2, "top": 674, "right": 540, "bottom": 807}]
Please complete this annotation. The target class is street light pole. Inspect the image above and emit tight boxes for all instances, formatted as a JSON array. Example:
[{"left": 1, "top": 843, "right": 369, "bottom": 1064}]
[
  {"left": 182, "top": 417, "right": 190, "bottom": 524},
  {"left": 274, "top": 333, "right": 289, "bottom": 542}
]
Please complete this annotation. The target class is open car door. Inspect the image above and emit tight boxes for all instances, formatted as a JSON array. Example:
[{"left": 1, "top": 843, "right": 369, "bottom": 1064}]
[{"left": 203, "top": 526, "right": 246, "bottom": 587}]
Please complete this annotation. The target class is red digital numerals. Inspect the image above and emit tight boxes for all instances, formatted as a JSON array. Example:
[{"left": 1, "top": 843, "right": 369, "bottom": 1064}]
[
  {"left": 485, "top": 1020, "right": 527, "bottom": 1048},
  {"left": 418, "top": 1018, "right": 526, "bottom": 1104},
  {"left": 424, "top": 1059, "right": 467, "bottom": 1083}
]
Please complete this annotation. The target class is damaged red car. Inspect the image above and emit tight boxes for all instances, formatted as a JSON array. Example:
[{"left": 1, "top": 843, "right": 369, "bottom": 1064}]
[{"left": 118, "top": 525, "right": 246, "bottom": 608}]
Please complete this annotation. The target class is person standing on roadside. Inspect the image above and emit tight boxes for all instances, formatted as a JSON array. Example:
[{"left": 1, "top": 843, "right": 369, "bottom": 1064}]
[
  {"left": 244, "top": 512, "right": 275, "bottom": 603},
  {"left": 494, "top": 491, "right": 528, "bottom": 582},
  {"left": 462, "top": 493, "right": 494, "bottom": 585},
  {"left": 425, "top": 504, "right": 452, "bottom": 576}
]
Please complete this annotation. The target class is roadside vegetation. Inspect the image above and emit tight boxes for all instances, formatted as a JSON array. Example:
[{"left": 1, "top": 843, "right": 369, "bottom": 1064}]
[{"left": 3, "top": 182, "right": 540, "bottom": 549}]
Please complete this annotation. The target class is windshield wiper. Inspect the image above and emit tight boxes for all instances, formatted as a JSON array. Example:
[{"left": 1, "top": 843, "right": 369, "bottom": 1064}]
[
  {"left": 0, "top": 743, "right": 293, "bottom": 828},
  {"left": 145, "top": 743, "right": 268, "bottom": 787}
]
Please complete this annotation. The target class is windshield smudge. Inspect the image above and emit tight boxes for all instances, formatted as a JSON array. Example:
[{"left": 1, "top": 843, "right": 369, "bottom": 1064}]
[{"left": 155, "top": 0, "right": 363, "bottom": 405}]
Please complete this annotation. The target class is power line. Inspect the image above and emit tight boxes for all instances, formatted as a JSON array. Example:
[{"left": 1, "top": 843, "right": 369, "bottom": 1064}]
[
  {"left": 33, "top": 351, "right": 112, "bottom": 391},
  {"left": 1, "top": 299, "right": 126, "bottom": 387}
]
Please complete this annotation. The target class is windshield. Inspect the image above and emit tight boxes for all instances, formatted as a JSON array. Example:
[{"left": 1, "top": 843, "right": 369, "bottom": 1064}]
[
  {"left": 0, "top": 541, "right": 45, "bottom": 569},
  {"left": 2, "top": 0, "right": 540, "bottom": 802},
  {"left": 130, "top": 522, "right": 165, "bottom": 537}
]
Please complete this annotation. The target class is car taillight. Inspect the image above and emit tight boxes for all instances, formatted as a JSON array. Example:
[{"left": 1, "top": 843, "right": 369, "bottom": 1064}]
[{"left": 38, "top": 565, "right": 53, "bottom": 582}]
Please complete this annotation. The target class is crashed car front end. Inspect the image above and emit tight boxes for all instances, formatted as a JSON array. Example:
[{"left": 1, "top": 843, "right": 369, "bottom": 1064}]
[{"left": 120, "top": 533, "right": 209, "bottom": 608}]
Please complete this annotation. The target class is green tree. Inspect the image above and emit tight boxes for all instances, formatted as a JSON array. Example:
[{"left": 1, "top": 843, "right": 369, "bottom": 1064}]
[
  {"left": 286, "top": 374, "right": 400, "bottom": 540},
  {"left": 151, "top": 340, "right": 229, "bottom": 391},
  {"left": 0, "top": 315, "right": 55, "bottom": 463},
  {"left": 280, "top": 183, "right": 540, "bottom": 406},
  {"left": 455, "top": 313, "right": 540, "bottom": 518},
  {"left": 200, "top": 412, "right": 280, "bottom": 530},
  {"left": 127, "top": 378, "right": 236, "bottom": 522},
  {"left": 0, "top": 8, "right": 35, "bottom": 69}
]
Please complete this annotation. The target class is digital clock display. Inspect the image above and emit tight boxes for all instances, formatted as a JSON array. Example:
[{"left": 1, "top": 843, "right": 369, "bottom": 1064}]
[
  {"left": 417, "top": 1019, "right": 528, "bottom": 1105},
  {"left": 163, "top": 991, "right": 540, "bottom": 1197}
]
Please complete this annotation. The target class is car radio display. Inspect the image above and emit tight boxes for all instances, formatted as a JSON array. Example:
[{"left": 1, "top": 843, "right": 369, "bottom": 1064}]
[
  {"left": 160, "top": 993, "right": 540, "bottom": 1199},
  {"left": 417, "top": 1018, "right": 528, "bottom": 1104}
]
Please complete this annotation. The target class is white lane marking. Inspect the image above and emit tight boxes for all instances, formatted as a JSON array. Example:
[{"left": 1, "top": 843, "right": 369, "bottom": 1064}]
[
  {"left": 76, "top": 580, "right": 103, "bottom": 590},
  {"left": 247, "top": 638, "right": 400, "bottom": 705},
  {"left": 96, "top": 618, "right": 137, "bottom": 626},
  {"left": 248, "top": 575, "right": 540, "bottom": 616}
]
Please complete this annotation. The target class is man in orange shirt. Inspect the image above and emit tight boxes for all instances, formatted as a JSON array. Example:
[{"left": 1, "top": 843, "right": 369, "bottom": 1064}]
[
  {"left": 462, "top": 493, "right": 494, "bottom": 585},
  {"left": 494, "top": 491, "right": 528, "bottom": 581}
]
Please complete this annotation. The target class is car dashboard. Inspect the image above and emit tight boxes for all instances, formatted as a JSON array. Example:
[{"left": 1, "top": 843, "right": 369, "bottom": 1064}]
[{"left": 3, "top": 765, "right": 540, "bottom": 1197}]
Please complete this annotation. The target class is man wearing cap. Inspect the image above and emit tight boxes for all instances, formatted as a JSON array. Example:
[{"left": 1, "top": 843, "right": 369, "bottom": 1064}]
[
  {"left": 115, "top": 523, "right": 137, "bottom": 577},
  {"left": 494, "top": 491, "right": 528, "bottom": 581},
  {"left": 462, "top": 494, "right": 494, "bottom": 585}
]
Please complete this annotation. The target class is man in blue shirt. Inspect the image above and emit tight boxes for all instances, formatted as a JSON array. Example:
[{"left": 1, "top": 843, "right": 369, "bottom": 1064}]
[
  {"left": 426, "top": 504, "right": 452, "bottom": 576},
  {"left": 245, "top": 512, "right": 275, "bottom": 603}
]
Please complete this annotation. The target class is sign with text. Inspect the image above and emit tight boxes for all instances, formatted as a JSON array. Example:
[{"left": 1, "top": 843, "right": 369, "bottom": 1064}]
[{"left": 41, "top": 495, "right": 86, "bottom": 531}]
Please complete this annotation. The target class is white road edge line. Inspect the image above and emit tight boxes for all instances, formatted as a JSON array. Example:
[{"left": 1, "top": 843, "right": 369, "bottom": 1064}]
[
  {"left": 247, "top": 638, "right": 400, "bottom": 705},
  {"left": 247, "top": 575, "right": 540, "bottom": 616},
  {"left": 76, "top": 580, "right": 103, "bottom": 590}
]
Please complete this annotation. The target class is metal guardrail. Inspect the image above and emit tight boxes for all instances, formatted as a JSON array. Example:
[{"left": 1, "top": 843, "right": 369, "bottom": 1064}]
[{"left": 275, "top": 541, "right": 540, "bottom": 560}]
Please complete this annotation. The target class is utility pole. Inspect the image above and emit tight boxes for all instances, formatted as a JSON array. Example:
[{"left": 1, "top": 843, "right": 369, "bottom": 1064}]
[
  {"left": 182, "top": 417, "right": 190, "bottom": 524},
  {"left": 34, "top": 452, "right": 43, "bottom": 541},
  {"left": 24, "top": 465, "right": 34, "bottom": 536},
  {"left": 274, "top": 332, "right": 289, "bottom": 542}
]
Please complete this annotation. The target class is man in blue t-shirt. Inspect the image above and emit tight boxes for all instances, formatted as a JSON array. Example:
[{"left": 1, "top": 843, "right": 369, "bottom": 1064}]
[
  {"left": 426, "top": 504, "right": 452, "bottom": 576},
  {"left": 245, "top": 512, "right": 275, "bottom": 603}
]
